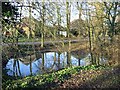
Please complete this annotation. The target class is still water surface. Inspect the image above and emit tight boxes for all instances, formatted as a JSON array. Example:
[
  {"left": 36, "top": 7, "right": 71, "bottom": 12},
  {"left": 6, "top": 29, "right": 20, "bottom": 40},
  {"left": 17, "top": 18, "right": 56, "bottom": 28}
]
[{"left": 5, "top": 52, "right": 107, "bottom": 77}]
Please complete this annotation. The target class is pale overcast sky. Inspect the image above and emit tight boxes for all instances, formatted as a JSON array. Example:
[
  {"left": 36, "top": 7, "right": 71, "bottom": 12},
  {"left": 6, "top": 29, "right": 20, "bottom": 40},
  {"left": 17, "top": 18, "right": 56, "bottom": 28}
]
[{"left": 9, "top": 0, "right": 89, "bottom": 26}]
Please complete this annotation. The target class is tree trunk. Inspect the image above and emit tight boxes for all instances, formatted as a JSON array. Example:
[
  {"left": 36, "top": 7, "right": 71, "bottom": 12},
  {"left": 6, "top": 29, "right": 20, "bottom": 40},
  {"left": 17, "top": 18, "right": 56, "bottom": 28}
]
[
  {"left": 66, "top": 2, "right": 70, "bottom": 38},
  {"left": 41, "top": 1, "right": 45, "bottom": 48},
  {"left": 29, "top": 2, "right": 32, "bottom": 39}
]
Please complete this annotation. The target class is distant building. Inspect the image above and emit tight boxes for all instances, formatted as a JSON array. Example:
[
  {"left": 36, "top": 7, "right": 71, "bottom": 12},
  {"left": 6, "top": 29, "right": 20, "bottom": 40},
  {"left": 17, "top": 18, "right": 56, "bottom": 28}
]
[
  {"left": 16, "top": 17, "right": 36, "bottom": 38},
  {"left": 59, "top": 31, "right": 67, "bottom": 37},
  {"left": 54, "top": 25, "right": 67, "bottom": 37}
]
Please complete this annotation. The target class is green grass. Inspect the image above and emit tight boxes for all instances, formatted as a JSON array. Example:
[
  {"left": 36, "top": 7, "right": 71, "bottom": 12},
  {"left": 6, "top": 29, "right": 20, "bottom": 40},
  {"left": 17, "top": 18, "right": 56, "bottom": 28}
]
[{"left": 2, "top": 65, "right": 109, "bottom": 89}]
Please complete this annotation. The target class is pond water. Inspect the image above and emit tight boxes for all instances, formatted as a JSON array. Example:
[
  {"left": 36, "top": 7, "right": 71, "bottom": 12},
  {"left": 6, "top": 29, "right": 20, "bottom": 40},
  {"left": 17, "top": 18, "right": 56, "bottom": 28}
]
[{"left": 4, "top": 52, "right": 107, "bottom": 77}]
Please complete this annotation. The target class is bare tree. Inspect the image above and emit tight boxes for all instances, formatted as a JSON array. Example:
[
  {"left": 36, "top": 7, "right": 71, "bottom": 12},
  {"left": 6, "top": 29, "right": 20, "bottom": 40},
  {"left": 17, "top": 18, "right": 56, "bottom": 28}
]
[{"left": 104, "top": 2, "right": 119, "bottom": 40}]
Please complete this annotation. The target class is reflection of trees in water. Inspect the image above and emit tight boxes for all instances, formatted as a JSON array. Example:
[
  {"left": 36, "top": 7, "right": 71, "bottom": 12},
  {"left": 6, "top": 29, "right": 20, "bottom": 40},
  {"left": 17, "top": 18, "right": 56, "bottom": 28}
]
[
  {"left": 58, "top": 52, "right": 61, "bottom": 69},
  {"left": 17, "top": 60, "right": 21, "bottom": 76},
  {"left": 5, "top": 48, "right": 109, "bottom": 77},
  {"left": 13, "top": 59, "right": 21, "bottom": 77},
  {"left": 29, "top": 54, "right": 32, "bottom": 76},
  {"left": 67, "top": 51, "right": 71, "bottom": 67},
  {"left": 13, "top": 43, "right": 22, "bottom": 77},
  {"left": 32, "top": 52, "right": 64, "bottom": 73},
  {"left": 78, "top": 59, "right": 81, "bottom": 66},
  {"left": 41, "top": 53, "right": 44, "bottom": 71},
  {"left": 48, "top": 52, "right": 58, "bottom": 72},
  {"left": 62, "top": 52, "right": 66, "bottom": 68}
]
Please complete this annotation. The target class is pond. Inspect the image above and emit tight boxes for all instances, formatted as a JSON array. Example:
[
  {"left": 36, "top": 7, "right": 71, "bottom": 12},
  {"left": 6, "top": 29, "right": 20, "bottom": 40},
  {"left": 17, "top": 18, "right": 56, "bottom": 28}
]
[{"left": 4, "top": 51, "right": 108, "bottom": 77}]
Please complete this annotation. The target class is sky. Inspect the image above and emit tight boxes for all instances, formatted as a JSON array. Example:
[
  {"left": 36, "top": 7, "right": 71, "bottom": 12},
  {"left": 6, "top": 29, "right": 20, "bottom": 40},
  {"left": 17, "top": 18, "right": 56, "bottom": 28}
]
[
  {"left": 12, "top": 1, "right": 81, "bottom": 26},
  {"left": 8, "top": 0, "right": 95, "bottom": 26},
  {"left": 21, "top": 2, "right": 80, "bottom": 21}
]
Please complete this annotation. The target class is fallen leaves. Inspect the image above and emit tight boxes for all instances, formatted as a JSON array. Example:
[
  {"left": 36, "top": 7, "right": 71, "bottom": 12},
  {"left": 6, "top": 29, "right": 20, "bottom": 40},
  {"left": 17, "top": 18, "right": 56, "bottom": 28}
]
[{"left": 56, "top": 65, "right": 120, "bottom": 89}]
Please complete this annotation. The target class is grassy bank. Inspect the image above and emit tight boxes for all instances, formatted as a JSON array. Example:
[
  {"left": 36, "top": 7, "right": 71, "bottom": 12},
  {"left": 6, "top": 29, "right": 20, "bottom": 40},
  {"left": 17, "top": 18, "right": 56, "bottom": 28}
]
[{"left": 3, "top": 64, "right": 120, "bottom": 89}]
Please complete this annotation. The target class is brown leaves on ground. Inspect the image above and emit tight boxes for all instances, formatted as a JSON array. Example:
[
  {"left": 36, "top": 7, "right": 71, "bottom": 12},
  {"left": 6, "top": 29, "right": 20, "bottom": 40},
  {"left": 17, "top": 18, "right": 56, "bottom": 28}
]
[{"left": 54, "top": 65, "right": 120, "bottom": 89}]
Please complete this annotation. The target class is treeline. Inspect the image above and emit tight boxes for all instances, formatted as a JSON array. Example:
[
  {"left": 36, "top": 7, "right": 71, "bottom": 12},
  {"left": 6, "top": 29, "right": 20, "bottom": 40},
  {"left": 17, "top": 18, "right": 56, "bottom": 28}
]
[{"left": 2, "top": 1, "right": 120, "bottom": 65}]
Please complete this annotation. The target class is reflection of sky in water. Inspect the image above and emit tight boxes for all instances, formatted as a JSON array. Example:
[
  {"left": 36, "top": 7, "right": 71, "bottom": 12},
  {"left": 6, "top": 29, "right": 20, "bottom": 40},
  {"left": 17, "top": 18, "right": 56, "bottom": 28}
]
[
  {"left": 6, "top": 59, "right": 31, "bottom": 77},
  {"left": 6, "top": 59, "right": 42, "bottom": 77},
  {"left": 5, "top": 52, "right": 106, "bottom": 77}
]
